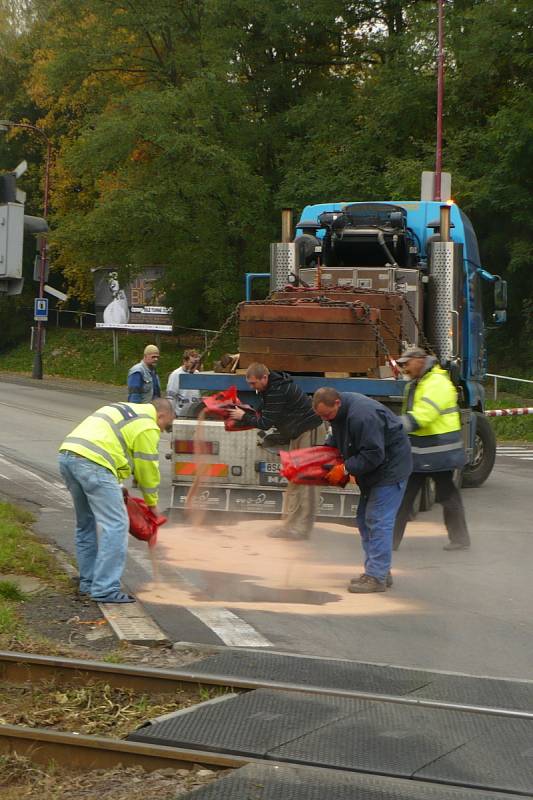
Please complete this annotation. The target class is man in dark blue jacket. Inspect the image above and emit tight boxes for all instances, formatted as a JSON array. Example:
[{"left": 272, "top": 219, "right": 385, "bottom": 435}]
[{"left": 313, "top": 388, "right": 412, "bottom": 593}]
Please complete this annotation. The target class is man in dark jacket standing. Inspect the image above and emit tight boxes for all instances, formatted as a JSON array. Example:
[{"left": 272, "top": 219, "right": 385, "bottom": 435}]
[
  {"left": 229, "top": 363, "right": 325, "bottom": 540},
  {"left": 313, "top": 388, "right": 412, "bottom": 593}
]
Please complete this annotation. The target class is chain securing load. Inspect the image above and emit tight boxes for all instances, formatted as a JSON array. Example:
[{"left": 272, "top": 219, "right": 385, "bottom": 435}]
[{"left": 201, "top": 285, "right": 435, "bottom": 376}]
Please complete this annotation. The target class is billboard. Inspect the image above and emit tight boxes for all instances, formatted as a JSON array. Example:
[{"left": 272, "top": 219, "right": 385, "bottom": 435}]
[{"left": 92, "top": 267, "right": 173, "bottom": 331}]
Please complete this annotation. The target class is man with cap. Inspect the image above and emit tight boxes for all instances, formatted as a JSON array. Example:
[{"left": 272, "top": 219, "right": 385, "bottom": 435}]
[
  {"left": 393, "top": 347, "right": 471, "bottom": 551},
  {"left": 127, "top": 345, "right": 161, "bottom": 403}
]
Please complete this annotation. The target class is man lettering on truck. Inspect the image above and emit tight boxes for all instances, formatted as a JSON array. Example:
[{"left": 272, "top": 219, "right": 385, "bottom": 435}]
[
  {"left": 228, "top": 363, "right": 326, "bottom": 540},
  {"left": 393, "top": 347, "right": 471, "bottom": 551},
  {"left": 58, "top": 399, "right": 174, "bottom": 604},
  {"left": 313, "top": 388, "right": 411, "bottom": 593}
]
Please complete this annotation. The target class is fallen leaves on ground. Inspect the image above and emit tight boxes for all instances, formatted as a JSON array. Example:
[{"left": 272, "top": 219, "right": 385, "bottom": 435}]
[{"left": 0, "top": 753, "right": 220, "bottom": 799}]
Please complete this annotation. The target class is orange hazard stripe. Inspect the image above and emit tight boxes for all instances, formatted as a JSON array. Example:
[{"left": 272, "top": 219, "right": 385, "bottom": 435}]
[{"left": 175, "top": 462, "right": 228, "bottom": 477}]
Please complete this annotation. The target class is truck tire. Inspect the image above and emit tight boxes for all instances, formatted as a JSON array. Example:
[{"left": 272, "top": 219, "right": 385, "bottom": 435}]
[
  {"left": 462, "top": 412, "right": 496, "bottom": 488},
  {"left": 419, "top": 477, "right": 436, "bottom": 511}
]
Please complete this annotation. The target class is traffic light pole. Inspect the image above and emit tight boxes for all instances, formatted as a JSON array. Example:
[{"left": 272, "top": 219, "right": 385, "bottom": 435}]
[{"left": 32, "top": 139, "right": 51, "bottom": 380}]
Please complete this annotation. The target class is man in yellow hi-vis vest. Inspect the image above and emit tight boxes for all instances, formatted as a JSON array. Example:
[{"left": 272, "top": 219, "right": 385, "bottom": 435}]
[
  {"left": 393, "top": 348, "right": 471, "bottom": 552},
  {"left": 58, "top": 398, "right": 174, "bottom": 603}
]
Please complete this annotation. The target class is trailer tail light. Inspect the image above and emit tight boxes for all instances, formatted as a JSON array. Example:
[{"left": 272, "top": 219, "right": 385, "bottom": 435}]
[
  {"left": 175, "top": 463, "right": 228, "bottom": 478},
  {"left": 174, "top": 439, "right": 219, "bottom": 455}
]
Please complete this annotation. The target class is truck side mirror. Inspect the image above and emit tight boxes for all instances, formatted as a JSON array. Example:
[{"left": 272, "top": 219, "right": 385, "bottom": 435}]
[{"left": 494, "top": 279, "right": 507, "bottom": 310}]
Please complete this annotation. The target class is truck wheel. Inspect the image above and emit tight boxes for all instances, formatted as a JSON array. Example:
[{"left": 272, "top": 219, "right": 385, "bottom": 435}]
[
  {"left": 419, "top": 477, "right": 436, "bottom": 511},
  {"left": 462, "top": 412, "right": 496, "bottom": 488}
]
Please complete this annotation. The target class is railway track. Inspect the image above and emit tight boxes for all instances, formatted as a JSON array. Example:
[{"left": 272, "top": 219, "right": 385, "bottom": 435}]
[
  {"left": 2, "top": 649, "right": 533, "bottom": 720},
  {"left": 2, "top": 649, "right": 533, "bottom": 797},
  {"left": 0, "top": 650, "right": 248, "bottom": 772}
]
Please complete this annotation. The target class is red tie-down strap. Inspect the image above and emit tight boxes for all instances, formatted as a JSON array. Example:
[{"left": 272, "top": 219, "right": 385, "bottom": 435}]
[
  {"left": 279, "top": 445, "right": 349, "bottom": 487},
  {"left": 202, "top": 386, "right": 259, "bottom": 431},
  {"left": 124, "top": 490, "right": 167, "bottom": 548}
]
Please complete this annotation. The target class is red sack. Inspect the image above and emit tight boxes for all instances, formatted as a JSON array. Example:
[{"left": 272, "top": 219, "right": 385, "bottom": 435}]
[
  {"left": 124, "top": 491, "right": 167, "bottom": 547},
  {"left": 279, "top": 446, "right": 349, "bottom": 487},
  {"left": 202, "top": 386, "right": 259, "bottom": 432}
]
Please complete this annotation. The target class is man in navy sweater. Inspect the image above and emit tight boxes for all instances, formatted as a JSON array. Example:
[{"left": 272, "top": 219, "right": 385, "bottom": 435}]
[
  {"left": 313, "top": 388, "right": 412, "bottom": 593},
  {"left": 229, "top": 363, "right": 325, "bottom": 540}
]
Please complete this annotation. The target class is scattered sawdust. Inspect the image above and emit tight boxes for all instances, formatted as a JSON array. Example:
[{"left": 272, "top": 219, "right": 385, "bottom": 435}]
[
  {"left": 0, "top": 753, "right": 220, "bottom": 799},
  {"left": 0, "top": 680, "right": 206, "bottom": 738}
]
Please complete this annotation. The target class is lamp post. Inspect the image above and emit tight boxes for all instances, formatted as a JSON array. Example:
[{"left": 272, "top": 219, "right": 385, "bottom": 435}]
[
  {"left": 434, "top": 0, "right": 445, "bottom": 202},
  {"left": 0, "top": 120, "right": 52, "bottom": 379}
]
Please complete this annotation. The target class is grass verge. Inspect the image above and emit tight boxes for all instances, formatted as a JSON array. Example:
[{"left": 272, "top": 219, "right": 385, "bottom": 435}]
[
  {"left": 0, "top": 501, "right": 70, "bottom": 639},
  {"left": 0, "top": 327, "right": 237, "bottom": 386},
  {"left": 0, "top": 502, "right": 68, "bottom": 581}
]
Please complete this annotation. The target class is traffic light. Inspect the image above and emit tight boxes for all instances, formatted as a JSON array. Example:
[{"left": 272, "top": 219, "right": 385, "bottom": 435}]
[{"left": 0, "top": 163, "right": 48, "bottom": 295}]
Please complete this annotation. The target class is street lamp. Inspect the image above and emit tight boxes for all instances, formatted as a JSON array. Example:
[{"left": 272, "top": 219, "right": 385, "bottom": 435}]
[{"left": 0, "top": 120, "right": 52, "bottom": 379}]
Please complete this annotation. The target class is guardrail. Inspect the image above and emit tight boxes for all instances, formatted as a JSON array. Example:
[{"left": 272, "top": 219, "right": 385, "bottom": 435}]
[
  {"left": 486, "top": 373, "right": 533, "bottom": 401},
  {"left": 174, "top": 325, "right": 219, "bottom": 350}
]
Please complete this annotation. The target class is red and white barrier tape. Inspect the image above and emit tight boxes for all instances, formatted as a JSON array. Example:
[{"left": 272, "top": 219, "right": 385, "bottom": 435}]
[{"left": 485, "top": 407, "right": 533, "bottom": 418}]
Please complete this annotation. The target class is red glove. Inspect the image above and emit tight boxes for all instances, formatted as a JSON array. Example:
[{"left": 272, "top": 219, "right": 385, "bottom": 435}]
[{"left": 325, "top": 463, "right": 348, "bottom": 486}]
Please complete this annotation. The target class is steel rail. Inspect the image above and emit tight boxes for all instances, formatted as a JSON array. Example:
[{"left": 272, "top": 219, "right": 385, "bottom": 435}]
[
  {"left": 0, "top": 723, "right": 250, "bottom": 772},
  {"left": 2, "top": 650, "right": 533, "bottom": 722}
]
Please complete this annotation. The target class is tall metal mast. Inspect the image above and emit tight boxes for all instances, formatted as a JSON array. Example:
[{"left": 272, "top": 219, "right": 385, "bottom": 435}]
[{"left": 434, "top": 0, "right": 445, "bottom": 201}]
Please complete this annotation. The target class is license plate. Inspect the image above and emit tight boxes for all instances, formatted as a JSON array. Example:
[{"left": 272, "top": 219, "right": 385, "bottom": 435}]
[
  {"left": 258, "top": 461, "right": 281, "bottom": 474},
  {"left": 259, "top": 472, "right": 287, "bottom": 487}
]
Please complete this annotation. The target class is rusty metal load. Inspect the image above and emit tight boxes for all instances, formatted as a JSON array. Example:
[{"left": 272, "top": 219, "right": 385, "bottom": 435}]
[{"left": 238, "top": 288, "right": 404, "bottom": 375}]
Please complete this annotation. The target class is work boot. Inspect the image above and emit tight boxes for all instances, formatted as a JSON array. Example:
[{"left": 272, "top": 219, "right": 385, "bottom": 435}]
[
  {"left": 351, "top": 572, "right": 393, "bottom": 588},
  {"left": 443, "top": 542, "right": 470, "bottom": 551},
  {"left": 267, "top": 527, "right": 309, "bottom": 541},
  {"left": 348, "top": 575, "right": 386, "bottom": 593}
]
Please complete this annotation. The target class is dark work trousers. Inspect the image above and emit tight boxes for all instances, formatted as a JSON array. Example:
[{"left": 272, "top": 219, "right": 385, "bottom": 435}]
[{"left": 393, "top": 471, "right": 470, "bottom": 550}]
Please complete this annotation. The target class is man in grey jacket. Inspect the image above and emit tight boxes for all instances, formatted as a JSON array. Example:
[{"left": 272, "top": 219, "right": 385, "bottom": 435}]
[{"left": 166, "top": 349, "right": 202, "bottom": 417}]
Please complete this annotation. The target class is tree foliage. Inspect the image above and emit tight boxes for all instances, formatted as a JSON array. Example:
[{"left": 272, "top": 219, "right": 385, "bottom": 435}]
[{"left": 0, "top": 0, "right": 531, "bottom": 352}]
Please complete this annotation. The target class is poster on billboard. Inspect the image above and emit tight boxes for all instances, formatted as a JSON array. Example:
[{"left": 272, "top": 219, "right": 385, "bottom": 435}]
[{"left": 92, "top": 267, "right": 173, "bottom": 331}]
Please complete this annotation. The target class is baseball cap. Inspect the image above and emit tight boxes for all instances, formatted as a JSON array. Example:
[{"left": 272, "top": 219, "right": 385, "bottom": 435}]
[
  {"left": 397, "top": 347, "right": 427, "bottom": 365},
  {"left": 144, "top": 344, "right": 160, "bottom": 356}
]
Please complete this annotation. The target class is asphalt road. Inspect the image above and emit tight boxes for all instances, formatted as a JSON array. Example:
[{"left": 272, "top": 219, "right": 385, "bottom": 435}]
[{"left": 1, "top": 375, "right": 532, "bottom": 680}]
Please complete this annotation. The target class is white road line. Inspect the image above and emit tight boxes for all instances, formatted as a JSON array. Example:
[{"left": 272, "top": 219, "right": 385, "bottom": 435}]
[
  {"left": 128, "top": 547, "right": 272, "bottom": 648},
  {"left": 0, "top": 454, "right": 71, "bottom": 507},
  {"left": 496, "top": 448, "right": 533, "bottom": 452},
  {"left": 186, "top": 606, "right": 271, "bottom": 648}
]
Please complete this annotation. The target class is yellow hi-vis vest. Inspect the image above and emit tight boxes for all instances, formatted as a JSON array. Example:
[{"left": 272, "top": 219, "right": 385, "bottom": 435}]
[
  {"left": 401, "top": 364, "right": 465, "bottom": 472},
  {"left": 59, "top": 402, "right": 161, "bottom": 506}
]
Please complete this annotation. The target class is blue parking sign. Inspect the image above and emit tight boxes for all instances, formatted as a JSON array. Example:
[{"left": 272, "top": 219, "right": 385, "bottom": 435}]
[{"left": 34, "top": 298, "right": 48, "bottom": 321}]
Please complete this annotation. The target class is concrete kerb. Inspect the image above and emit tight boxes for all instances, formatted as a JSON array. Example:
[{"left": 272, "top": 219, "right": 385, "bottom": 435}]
[{"left": 43, "top": 542, "right": 170, "bottom": 647}]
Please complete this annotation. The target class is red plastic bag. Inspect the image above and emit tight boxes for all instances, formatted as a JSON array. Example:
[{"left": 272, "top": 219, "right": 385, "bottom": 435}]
[
  {"left": 124, "top": 491, "right": 167, "bottom": 547},
  {"left": 202, "top": 386, "right": 259, "bottom": 432},
  {"left": 279, "top": 446, "right": 349, "bottom": 487}
]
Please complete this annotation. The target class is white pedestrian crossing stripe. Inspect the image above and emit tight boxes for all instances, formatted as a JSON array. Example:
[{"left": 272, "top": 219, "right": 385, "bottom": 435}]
[{"left": 496, "top": 446, "right": 533, "bottom": 461}]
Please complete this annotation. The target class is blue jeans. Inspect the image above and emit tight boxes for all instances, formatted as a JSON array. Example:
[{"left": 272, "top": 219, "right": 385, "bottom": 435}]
[
  {"left": 58, "top": 451, "right": 129, "bottom": 599},
  {"left": 356, "top": 481, "right": 407, "bottom": 582}
]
